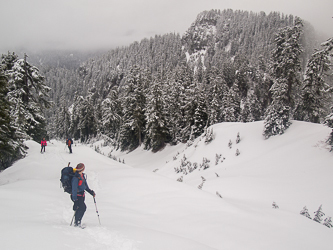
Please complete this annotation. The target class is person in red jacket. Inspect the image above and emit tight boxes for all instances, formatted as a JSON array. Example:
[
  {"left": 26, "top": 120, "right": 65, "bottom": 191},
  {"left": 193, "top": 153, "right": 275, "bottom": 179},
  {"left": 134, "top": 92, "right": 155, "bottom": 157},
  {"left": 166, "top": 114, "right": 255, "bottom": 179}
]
[
  {"left": 66, "top": 137, "right": 73, "bottom": 154},
  {"left": 41, "top": 138, "right": 47, "bottom": 153}
]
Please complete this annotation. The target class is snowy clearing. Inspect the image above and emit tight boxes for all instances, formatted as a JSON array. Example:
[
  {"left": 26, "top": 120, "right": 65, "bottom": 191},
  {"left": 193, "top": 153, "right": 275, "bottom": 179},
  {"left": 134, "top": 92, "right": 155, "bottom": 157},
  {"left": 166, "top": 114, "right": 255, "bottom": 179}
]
[{"left": 0, "top": 121, "right": 332, "bottom": 250}]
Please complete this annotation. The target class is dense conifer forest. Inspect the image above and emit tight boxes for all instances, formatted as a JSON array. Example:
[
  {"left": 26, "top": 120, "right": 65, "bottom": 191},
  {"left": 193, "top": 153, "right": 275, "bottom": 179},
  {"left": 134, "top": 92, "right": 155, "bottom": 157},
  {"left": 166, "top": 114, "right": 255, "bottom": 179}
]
[{"left": 1, "top": 9, "right": 333, "bottom": 169}]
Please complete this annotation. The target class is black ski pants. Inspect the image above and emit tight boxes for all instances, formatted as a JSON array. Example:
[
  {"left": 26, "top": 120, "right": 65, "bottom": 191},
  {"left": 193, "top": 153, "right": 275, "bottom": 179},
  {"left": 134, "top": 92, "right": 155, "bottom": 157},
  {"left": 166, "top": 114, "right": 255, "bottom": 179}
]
[{"left": 71, "top": 194, "right": 86, "bottom": 223}]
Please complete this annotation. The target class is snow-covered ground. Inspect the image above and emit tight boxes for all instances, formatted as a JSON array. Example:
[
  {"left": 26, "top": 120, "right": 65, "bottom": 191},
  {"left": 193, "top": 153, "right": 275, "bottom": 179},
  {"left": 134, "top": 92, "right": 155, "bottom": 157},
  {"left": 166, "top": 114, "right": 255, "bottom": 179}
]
[{"left": 0, "top": 121, "right": 332, "bottom": 250}]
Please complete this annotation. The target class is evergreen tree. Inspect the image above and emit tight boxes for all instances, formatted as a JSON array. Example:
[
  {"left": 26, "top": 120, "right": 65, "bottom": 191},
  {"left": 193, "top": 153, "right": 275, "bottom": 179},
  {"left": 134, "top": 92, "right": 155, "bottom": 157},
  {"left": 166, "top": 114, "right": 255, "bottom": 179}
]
[
  {"left": 100, "top": 87, "right": 122, "bottom": 141},
  {"left": 223, "top": 81, "right": 241, "bottom": 122},
  {"left": 174, "top": 63, "right": 194, "bottom": 142},
  {"left": 164, "top": 68, "right": 186, "bottom": 144},
  {"left": 144, "top": 79, "right": 169, "bottom": 151},
  {"left": 56, "top": 104, "right": 71, "bottom": 138},
  {"left": 192, "top": 83, "right": 208, "bottom": 137},
  {"left": 297, "top": 37, "right": 333, "bottom": 123},
  {"left": 300, "top": 206, "right": 312, "bottom": 219},
  {"left": 263, "top": 78, "right": 291, "bottom": 138},
  {"left": 119, "top": 66, "right": 146, "bottom": 151},
  {"left": 319, "top": 39, "right": 333, "bottom": 149},
  {"left": 263, "top": 18, "right": 303, "bottom": 138},
  {"left": 206, "top": 67, "right": 223, "bottom": 126},
  {"left": 323, "top": 217, "right": 333, "bottom": 228},
  {"left": 0, "top": 68, "right": 26, "bottom": 169},
  {"left": 240, "top": 89, "right": 261, "bottom": 122},
  {"left": 313, "top": 204, "right": 325, "bottom": 223},
  {"left": 271, "top": 17, "right": 303, "bottom": 109},
  {"left": 1, "top": 53, "right": 51, "bottom": 141},
  {"left": 69, "top": 94, "right": 84, "bottom": 140},
  {"left": 77, "top": 96, "right": 97, "bottom": 142}
]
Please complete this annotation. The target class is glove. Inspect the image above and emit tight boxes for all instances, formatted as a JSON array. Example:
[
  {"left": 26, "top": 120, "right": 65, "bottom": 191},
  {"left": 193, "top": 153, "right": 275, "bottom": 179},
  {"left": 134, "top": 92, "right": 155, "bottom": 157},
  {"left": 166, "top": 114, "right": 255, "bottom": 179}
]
[
  {"left": 71, "top": 195, "right": 77, "bottom": 202},
  {"left": 73, "top": 204, "right": 79, "bottom": 211},
  {"left": 91, "top": 190, "right": 96, "bottom": 197}
]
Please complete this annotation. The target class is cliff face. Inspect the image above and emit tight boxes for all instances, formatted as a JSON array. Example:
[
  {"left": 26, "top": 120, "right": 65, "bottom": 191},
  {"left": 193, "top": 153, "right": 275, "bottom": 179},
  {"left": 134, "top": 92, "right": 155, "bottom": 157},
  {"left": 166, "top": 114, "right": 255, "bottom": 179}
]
[{"left": 181, "top": 9, "right": 317, "bottom": 69}]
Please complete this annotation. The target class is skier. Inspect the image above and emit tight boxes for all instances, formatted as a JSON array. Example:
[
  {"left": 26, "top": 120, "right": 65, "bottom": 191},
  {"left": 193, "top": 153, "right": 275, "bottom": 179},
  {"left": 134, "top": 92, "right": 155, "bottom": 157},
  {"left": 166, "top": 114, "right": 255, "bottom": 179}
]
[
  {"left": 40, "top": 138, "right": 47, "bottom": 153},
  {"left": 71, "top": 163, "right": 95, "bottom": 227},
  {"left": 66, "top": 137, "right": 73, "bottom": 153}
]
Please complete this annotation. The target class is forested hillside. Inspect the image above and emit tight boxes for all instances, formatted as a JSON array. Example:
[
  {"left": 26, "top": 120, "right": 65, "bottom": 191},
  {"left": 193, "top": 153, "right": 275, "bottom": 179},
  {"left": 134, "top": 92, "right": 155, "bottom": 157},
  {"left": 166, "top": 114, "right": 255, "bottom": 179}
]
[
  {"left": 1, "top": 9, "right": 333, "bottom": 169},
  {"left": 29, "top": 10, "right": 333, "bottom": 148}
]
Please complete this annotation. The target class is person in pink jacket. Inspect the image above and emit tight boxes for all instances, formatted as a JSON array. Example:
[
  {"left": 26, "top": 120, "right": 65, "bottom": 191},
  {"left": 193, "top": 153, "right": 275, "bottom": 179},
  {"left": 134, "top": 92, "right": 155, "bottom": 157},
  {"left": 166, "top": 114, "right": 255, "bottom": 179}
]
[{"left": 41, "top": 138, "right": 47, "bottom": 153}]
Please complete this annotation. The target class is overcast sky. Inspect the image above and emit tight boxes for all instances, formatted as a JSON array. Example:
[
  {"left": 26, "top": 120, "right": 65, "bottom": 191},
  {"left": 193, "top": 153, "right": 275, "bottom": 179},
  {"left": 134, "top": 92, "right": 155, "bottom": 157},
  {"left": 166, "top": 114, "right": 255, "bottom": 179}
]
[{"left": 1, "top": 0, "right": 332, "bottom": 53}]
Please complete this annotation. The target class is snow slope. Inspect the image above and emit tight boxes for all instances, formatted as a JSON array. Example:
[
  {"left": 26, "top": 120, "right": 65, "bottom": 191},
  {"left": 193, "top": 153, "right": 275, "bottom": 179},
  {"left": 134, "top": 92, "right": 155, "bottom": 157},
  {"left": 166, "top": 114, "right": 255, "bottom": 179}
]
[{"left": 0, "top": 121, "right": 332, "bottom": 250}]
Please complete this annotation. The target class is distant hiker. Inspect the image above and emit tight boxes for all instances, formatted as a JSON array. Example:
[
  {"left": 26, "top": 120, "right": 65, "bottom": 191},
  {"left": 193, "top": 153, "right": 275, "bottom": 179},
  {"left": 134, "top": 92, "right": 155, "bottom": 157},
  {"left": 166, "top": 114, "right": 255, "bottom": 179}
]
[
  {"left": 71, "top": 163, "right": 95, "bottom": 227},
  {"left": 40, "top": 138, "right": 47, "bottom": 153},
  {"left": 66, "top": 137, "right": 73, "bottom": 153}
]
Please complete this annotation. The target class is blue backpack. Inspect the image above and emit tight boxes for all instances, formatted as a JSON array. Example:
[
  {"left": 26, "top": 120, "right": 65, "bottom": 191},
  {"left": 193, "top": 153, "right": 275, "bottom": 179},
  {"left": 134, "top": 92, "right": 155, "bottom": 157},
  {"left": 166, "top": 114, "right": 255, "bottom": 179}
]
[{"left": 60, "top": 163, "right": 75, "bottom": 194}]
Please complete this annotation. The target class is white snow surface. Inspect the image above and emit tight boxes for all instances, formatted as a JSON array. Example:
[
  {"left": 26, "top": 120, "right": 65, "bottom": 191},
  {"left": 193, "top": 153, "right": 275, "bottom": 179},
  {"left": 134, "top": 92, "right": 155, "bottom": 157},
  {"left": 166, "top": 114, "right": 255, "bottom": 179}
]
[{"left": 1, "top": 121, "right": 333, "bottom": 250}]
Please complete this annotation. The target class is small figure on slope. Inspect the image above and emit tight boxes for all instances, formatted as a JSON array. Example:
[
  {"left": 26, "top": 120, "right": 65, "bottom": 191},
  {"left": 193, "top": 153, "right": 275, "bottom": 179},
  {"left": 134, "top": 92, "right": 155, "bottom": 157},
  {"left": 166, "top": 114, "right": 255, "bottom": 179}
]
[
  {"left": 66, "top": 137, "right": 73, "bottom": 154},
  {"left": 40, "top": 138, "right": 47, "bottom": 153}
]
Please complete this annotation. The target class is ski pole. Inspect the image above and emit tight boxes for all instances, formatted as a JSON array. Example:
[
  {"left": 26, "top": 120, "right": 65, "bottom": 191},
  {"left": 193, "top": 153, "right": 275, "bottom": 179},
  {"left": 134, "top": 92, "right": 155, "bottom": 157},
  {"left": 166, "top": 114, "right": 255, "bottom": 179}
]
[
  {"left": 93, "top": 197, "right": 101, "bottom": 225},
  {"left": 70, "top": 210, "right": 76, "bottom": 226}
]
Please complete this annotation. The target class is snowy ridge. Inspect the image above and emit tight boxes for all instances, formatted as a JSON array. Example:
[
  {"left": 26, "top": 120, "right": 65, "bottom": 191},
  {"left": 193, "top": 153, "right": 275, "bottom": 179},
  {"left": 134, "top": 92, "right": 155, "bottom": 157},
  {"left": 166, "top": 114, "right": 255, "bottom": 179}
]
[{"left": 1, "top": 121, "right": 333, "bottom": 250}]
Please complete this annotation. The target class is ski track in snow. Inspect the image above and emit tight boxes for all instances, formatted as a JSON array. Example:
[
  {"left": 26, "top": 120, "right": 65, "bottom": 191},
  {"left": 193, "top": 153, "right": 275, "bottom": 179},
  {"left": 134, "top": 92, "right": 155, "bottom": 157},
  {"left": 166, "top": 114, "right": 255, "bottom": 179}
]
[{"left": 83, "top": 227, "right": 139, "bottom": 250}]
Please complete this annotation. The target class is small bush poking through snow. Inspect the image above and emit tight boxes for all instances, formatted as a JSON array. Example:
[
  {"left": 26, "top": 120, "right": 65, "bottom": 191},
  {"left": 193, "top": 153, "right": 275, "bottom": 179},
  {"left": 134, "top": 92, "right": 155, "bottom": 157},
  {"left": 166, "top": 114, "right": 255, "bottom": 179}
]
[{"left": 300, "top": 206, "right": 312, "bottom": 219}]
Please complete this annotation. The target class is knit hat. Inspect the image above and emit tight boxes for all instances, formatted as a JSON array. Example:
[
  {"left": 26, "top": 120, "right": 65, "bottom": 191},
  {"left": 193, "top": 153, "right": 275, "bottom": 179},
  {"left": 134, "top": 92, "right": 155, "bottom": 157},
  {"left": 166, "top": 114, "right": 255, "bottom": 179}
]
[{"left": 76, "top": 163, "right": 85, "bottom": 172}]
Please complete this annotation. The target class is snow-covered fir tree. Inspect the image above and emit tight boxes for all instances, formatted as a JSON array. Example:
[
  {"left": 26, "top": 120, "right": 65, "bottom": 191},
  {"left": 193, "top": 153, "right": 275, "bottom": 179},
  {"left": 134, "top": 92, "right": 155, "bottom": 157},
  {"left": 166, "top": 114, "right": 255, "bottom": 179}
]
[
  {"left": 206, "top": 67, "right": 223, "bottom": 126},
  {"left": 263, "top": 17, "right": 303, "bottom": 138},
  {"left": 144, "top": 77, "right": 168, "bottom": 152},
  {"left": 69, "top": 94, "right": 84, "bottom": 140},
  {"left": 180, "top": 66, "right": 197, "bottom": 142},
  {"left": 77, "top": 95, "right": 97, "bottom": 142},
  {"left": 204, "top": 127, "right": 214, "bottom": 144},
  {"left": 2, "top": 53, "right": 51, "bottom": 141},
  {"left": 222, "top": 81, "right": 241, "bottom": 122},
  {"left": 0, "top": 67, "right": 26, "bottom": 170},
  {"left": 323, "top": 217, "right": 333, "bottom": 228},
  {"left": 228, "top": 139, "right": 232, "bottom": 148},
  {"left": 240, "top": 88, "right": 262, "bottom": 122},
  {"left": 263, "top": 78, "right": 291, "bottom": 138},
  {"left": 100, "top": 87, "right": 122, "bottom": 142},
  {"left": 313, "top": 204, "right": 325, "bottom": 223},
  {"left": 321, "top": 38, "right": 333, "bottom": 133},
  {"left": 300, "top": 206, "right": 312, "bottom": 219},
  {"left": 164, "top": 65, "right": 189, "bottom": 144},
  {"left": 297, "top": 37, "right": 333, "bottom": 123},
  {"left": 272, "top": 202, "right": 279, "bottom": 209},
  {"left": 235, "top": 149, "right": 240, "bottom": 156},
  {"left": 236, "top": 132, "right": 240, "bottom": 143},
  {"left": 56, "top": 104, "right": 71, "bottom": 139},
  {"left": 192, "top": 83, "right": 208, "bottom": 137},
  {"left": 119, "top": 66, "right": 147, "bottom": 151}
]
